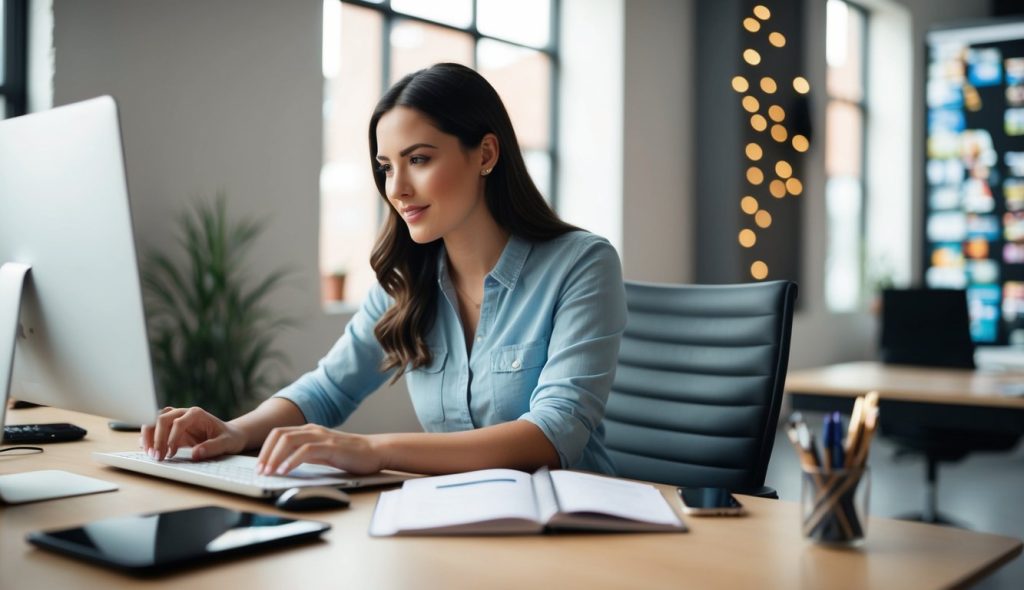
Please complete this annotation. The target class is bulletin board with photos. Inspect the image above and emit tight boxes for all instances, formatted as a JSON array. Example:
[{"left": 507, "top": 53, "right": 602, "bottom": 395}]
[{"left": 925, "top": 19, "right": 1024, "bottom": 344}]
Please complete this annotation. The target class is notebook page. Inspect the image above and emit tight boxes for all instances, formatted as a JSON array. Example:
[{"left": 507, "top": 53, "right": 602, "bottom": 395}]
[
  {"left": 550, "top": 471, "right": 682, "bottom": 526},
  {"left": 396, "top": 469, "right": 538, "bottom": 531}
]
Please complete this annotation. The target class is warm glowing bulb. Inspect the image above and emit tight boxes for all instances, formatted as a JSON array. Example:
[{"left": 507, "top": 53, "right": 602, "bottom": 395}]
[
  {"left": 786, "top": 177, "right": 804, "bottom": 195},
  {"left": 768, "top": 105, "right": 785, "bottom": 122},
  {"left": 743, "top": 17, "right": 760, "bottom": 32},
  {"left": 769, "top": 179, "right": 786, "bottom": 198},
  {"left": 760, "top": 77, "right": 777, "bottom": 93},
  {"left": 742, "top": 96, "right": 760, "bottom": 113},
  {"left": 743, "top": 49, "right": 761, "bottom": 66},
  {"left": 745, "top": 142, "right": 763, "bottom": 160},
  {"left": 792, "top": 134, "right": 810, "bottom": 152},
  {"left": 732, "top": 75, "right": 749, "bottom": 93},
  {"left": 739, "top": 229, "right": 757, "bottom": 248},
  {"left": 771, "top": 124, "right": 788, "bottom": 142},
  {"left": 747, "top": 166, "right": 764, "bottom": 185},
  {"left": 741, "top": 196, "right": 759, "bottom": 214},
  {"left": 793, "top": 76, "right": 810, "bottom": 94},
  {"left": 775, "top": 160, "right": 792, "bottom": 178},
  {"left": 769, "top": 32, "right": 786, "bottom": 47},
  {"left": 755, "top": 210, "right": 772, "bottom": 228},
  {"left": 753, "top": 5, "right": 771, "bottom": 20},
  {"left": 751, "top": 260, "right": 769, "bottom": 280},
  {"left": 751, "top": 114, "right": 768, "bottom": 132}
]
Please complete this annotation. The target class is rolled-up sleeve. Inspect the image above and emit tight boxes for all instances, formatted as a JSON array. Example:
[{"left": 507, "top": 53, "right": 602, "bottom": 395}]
[
  {"left": 518, "top": 237, "right": 626, "bottom": 468},
  {"left": 273, "top": 283, "right": 394, "bottom": 426}
]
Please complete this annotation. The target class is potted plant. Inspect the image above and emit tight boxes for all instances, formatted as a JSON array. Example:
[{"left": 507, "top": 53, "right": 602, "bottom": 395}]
[
  {"left": 140, "top": 194, "right": 295, "bottom": 419},
  {"left": 322, "top": 266, "right": 348, "bottom": 302}
]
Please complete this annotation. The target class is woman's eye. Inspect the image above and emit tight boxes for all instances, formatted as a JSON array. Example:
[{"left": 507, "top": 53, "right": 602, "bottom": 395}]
[
  {"left": 410, "top": 155, "right": 429, "bottom": 165},
  {"left": 377, "top": 163, "right": 392, "bottom": 175}
]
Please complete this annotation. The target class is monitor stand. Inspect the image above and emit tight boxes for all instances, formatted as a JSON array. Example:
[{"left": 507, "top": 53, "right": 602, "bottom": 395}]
[{"left": 0, "top": 262, "right": 118, "bottom": 504}]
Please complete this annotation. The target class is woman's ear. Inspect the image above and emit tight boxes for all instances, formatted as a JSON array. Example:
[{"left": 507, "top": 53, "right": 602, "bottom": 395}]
[{"left": 480, "top": 133, "right": 499, "bottom": 175}]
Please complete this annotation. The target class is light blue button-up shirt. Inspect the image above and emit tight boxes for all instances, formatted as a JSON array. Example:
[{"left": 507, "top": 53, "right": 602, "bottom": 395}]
[{"left": 274, "top": 230, "right": 626, "bottom": 473}]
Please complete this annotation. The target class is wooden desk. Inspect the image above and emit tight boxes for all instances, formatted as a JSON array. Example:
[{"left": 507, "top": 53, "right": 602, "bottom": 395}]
[
  {"left": 2, "top": 407, "right": 1021, "bottom": 589},
  {"left": 786, "top": 361, "right": 1024, "bottom": 409},
  {"left": 785, "top": 361, "right": 1024, "bottom": 434}
]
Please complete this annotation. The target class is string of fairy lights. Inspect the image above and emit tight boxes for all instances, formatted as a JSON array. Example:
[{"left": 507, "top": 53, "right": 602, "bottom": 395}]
[{"left": 731, "top": 4, "right": 810, "bottom": 280}]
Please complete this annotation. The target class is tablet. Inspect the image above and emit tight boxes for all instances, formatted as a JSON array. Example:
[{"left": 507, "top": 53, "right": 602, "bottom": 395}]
[{"left": 27, "top": 505, "right": 330, "bottom": 574}]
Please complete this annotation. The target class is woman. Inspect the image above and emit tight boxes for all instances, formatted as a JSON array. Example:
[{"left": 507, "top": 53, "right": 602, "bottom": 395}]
[{"left": 142, "top": 63, "right": 626, "bottom": 477}]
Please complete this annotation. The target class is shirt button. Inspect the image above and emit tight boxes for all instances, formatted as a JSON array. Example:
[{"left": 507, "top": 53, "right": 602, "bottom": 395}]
[
  {"left": 476, "top": 336, "right": 482, "bottom": 342},
  {"left": 511, "top": 359, "right": 521, "bottom": 370}
]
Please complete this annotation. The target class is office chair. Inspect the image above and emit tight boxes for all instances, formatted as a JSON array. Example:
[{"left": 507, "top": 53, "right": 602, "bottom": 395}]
[
  {"left": 604, "top": 280, "right": 797, "bottom": 498},
  {"left": 878, "top": 288, "right": 1022, "bottom": 525}
]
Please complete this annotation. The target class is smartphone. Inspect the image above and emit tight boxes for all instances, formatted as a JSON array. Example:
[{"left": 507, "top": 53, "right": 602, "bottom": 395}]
[
  {"left": 27, "top": 505, "right": 330, "bottom": 574},
  {"left": 677, "top": 487, "right": 746, "bottom": 516}
]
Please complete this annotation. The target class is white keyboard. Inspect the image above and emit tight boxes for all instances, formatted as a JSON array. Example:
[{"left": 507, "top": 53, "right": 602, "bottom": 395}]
[{"left": 93, "top": 450, "right": 411, "bottom": 498}]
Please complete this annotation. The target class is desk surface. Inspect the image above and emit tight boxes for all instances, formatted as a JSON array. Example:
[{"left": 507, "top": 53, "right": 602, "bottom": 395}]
[
  {"left": 786, "top": 361, "right": 1024, "bottom": 409},
  {"left": 1, "top": 407, "right": 1021, "bottom": 590}
]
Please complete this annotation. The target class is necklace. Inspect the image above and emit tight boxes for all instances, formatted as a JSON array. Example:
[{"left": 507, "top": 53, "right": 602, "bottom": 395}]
[{"left": 452, "top": 279, "right": 482, "bottom": 309}]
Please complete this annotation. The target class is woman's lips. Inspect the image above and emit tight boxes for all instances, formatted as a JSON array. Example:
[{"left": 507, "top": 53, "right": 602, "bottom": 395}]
[{"left": 402, "top": 205, "right": 429, "bottom": 223}]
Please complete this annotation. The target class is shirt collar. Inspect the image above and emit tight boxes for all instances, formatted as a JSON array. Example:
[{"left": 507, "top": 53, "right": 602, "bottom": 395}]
[{"left": 435, "top": 234, "right": 532, "bottom": 291}]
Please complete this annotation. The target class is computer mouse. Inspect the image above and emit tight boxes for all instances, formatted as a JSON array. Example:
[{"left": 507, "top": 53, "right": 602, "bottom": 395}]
[{"left": 274, "top": 486, "right": 351, "bottom": 511}]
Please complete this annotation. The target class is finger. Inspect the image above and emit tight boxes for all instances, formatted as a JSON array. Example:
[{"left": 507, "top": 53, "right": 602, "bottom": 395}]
[
  {"left": 263, "top": 427, "right": 322, "bottom": 475},
  {"left": 166, "top": 407, "right": 206, "bottom": 459},
  {"left": 152, "top": 408, "right": 188, "bottom": 460},
  {"left": 256, "top": 426, "right": 287, "bottom": 473},
  {"left": 140, "top": 424, "right": 154, "bottom": 452},
  {"left": 192, "top": 432, "right": 232, "bottom": 461},
  {"left": 277, "top": 442, "right": 331, "bottom": 476},
  {"left": 140, "top": 407, "right": 175, "bottom": 452}
]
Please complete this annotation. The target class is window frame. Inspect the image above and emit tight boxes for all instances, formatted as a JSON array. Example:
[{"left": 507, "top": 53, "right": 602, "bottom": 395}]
[
  {"left": 337, "top": 0, "right": 562, "bottom": 208},
  {"left": 824, "top": 0, "right": 870, "bottom": 311},
  {"left": 1, "top": 0, "right": 28, "bottom": 118}
]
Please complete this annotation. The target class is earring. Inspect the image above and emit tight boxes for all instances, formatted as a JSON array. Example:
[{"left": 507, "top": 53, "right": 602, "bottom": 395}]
[{"left": 481, "top": 168, "right": 492, "bottom": 176}]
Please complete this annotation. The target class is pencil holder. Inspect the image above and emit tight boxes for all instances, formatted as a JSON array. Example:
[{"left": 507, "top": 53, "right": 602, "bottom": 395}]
[{"left": 800, "top": 467, "right": 870, "bottom": 547}]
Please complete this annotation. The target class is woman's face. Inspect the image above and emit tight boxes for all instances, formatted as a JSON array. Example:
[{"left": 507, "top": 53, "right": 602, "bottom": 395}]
[{"left": 375, "top": 106, "right": 495, "bottom": 244}]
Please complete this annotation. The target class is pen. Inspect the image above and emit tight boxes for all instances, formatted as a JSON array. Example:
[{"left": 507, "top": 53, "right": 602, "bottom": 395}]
[{"left": 829, "top": 411, "right": 845, "bottom": 469}]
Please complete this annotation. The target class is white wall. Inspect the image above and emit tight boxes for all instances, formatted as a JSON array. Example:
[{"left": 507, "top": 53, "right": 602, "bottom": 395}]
[{"left": 621, "top": 0, "right": 694, "bottom": 283}]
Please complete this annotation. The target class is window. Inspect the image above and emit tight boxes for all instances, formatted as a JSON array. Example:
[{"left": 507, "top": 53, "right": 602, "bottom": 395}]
[
  {"left": 824, "top": 0, "right": 868, "bottom": 312},
  {"left": 320, "top": 0, "right": 558, "bottom": 306},
  {"left": 0, "top": 0, "right": 28, "bottom": 119}
]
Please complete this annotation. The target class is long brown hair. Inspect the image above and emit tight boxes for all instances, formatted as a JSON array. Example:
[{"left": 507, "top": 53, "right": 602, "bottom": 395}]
[{"left": 368, "top": 63, "right": 578, "bottom": 380}]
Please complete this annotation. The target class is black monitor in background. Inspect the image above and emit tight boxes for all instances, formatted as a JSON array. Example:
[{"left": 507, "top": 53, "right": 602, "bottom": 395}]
[{"left": 879, "top": 288, "right": 976, "bottom": 369}]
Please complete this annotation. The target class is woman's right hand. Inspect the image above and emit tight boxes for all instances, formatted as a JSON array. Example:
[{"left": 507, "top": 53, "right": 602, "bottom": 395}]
[{"left": 141, "top": 406, "right": 248, "bottom": 462}]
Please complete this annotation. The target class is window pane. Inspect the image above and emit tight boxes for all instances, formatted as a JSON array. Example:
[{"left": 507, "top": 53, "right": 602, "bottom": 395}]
[
  {"left": 826, "top": 0, "right": 864, "bottom": 103},
  {"left": 391, "top": 0, "right": 471, "bottom": 29},
  {"left": 826, "top": 100, "right": 863, "bottom": 177},
  {"left": 390, "top": 19, "right": 474, "bottom": 84},
  {"left": 523, "top": 150, "right": 551, "bottom": 201},
  {"left": 321, "top": 3, "right": 383, "bottom": 303},
  {"left": 477, "top": 38, "right": 551, "bottom": 151},
  {"left": 825, "top": 176, "right": 864, "bottom": 311},
  {"left": 477, "top": 0, "right": 551, "bottom": 49}
]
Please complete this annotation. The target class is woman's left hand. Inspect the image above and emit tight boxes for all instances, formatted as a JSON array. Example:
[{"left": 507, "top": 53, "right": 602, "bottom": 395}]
[{"left": 255, "top": 424, "right": 383, "bottom": 476}]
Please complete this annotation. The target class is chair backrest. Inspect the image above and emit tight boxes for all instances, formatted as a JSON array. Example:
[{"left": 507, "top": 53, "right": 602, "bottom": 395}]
[{"left": 604, "top": 280, "right": 797, "bottom": 494}]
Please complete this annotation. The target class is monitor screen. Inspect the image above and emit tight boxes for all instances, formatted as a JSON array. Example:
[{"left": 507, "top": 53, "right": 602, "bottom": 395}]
[
  {"left": 0, "top": 96, "right": 158, "bottom": 427},
  {"left": 925, "top": 19, "right": 1024, "bottom": 344}
]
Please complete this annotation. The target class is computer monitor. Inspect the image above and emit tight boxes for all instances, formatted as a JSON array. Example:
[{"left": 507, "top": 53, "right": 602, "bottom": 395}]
[
  {"left": 0, "top": 96, "right": 159, "bottom": 431},
  {"left": 879, "top": 288, "right": 976, "bottom": 369}
]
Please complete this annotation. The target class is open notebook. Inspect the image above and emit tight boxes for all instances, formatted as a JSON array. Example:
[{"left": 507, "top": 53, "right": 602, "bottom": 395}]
[
  {"left": 369, "top": 467, "right": 687, "bottom": 536},
  {"left": 94, "top": 449, "right": 412, "bottom": 498}
]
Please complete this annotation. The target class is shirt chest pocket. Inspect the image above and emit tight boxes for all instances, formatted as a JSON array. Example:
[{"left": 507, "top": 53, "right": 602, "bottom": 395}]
[
  {"left": 406, "top": 347, "right": 448, "bottom": 430},
  {"left": 488, "top": 340, "right": 548, "bottom": 419}
]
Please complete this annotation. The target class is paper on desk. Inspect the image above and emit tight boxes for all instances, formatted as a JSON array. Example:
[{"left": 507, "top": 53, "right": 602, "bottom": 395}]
[{"left": 549, "top": 471, "right": 682, "bottom": 527}]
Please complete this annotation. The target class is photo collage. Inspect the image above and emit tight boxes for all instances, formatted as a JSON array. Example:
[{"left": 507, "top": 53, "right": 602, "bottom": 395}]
[{"left": 926, "top": 25, "right": 1024, "bottom": 343}]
